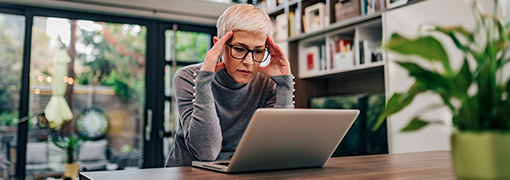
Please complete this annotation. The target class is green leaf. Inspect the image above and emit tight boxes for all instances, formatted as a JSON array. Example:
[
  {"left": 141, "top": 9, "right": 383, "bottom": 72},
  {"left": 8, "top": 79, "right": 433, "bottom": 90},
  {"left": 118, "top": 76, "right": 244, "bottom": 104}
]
[
  {"left": 506, "top": 78, "right": 510, "bottom": 94},
  {"left": 434, "top": 27, "right": 474, "bottom": 53},
  {"left": 401, "top": 117, "right": 444, "bottom": 132},
  {"left": 372, "top": 82, "right": 427, "bottom": 131},
  {"left": 435, "top": 26, "right": 475, "bottom": 43},
  {"left": 455, "top": 58, "right": 473, "bottom": 93},
  {"left": 387, "top": 34, "right": 450, "bottom": 70},
  {"left": 401, "top": 118, "right": 429, "bottom": 132},
  {"left": 396, "top": 62, "right": 447, "bottom": 90}
]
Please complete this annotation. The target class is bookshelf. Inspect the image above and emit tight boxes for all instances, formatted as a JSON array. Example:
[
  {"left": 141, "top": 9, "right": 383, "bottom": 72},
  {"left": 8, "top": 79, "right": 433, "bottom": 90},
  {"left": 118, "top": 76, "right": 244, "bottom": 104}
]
[
  {"left": 253, "top": 0, "right": 388, "bottom": 106},
  {"left": 252, "top": 0, "right": 480, "bottom": 156},
  {"left": 300, "top": 61, "right": 384, "bottom": 78}
]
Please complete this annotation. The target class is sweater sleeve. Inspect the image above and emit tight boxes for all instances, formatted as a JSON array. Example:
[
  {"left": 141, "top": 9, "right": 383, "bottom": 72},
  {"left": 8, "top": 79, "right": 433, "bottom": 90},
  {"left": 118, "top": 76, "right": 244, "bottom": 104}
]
[
  {"left": 264, "top": 75, "right": 295, "bottom": 108},
  {"left": 173, "top": 68, "right": 222, "bottom": 161}
]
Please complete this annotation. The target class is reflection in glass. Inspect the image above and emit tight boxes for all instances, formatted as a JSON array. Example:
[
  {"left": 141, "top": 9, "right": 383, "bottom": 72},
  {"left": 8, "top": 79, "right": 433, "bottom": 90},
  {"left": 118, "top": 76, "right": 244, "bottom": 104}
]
[
  {"left": 28, "top": 16, "right": 146, "bottom": 177},
  {"left": 163, "top": 30, "right": 210, "bottom": 157},
  {"left": 0, "top": 13, "right": 25, "bottom": 179},
  {"left": 166, "top": 30, "right": 210, "bottom": 62}
]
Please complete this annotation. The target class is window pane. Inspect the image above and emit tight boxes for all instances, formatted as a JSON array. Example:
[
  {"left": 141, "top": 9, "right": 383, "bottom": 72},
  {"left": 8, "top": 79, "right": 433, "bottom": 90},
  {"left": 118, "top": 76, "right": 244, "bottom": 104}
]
[
  {"left": 163, "top": 29, "right": 210, "bottom": 158},
  {"left": 28, "top": 16, "right": 146, "bottom": 177},
  {"left": 0, "top": 13, "right": 25, "bottom": 179},
  {"left": 173, "top": 30, "right": 210, "bottom": 62}
]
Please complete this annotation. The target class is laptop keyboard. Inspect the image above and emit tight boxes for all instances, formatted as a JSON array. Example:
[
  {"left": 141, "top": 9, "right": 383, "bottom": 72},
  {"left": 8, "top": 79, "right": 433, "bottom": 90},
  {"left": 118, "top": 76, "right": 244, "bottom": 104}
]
[{"left": 214, "top": 162, "right": 230, "bottom": 166}]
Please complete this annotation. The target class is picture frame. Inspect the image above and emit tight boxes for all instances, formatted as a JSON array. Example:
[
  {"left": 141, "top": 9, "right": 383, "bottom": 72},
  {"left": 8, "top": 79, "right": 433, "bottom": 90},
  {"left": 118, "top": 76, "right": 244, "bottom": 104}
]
[
  {"left": 386, "top": 0, "right": 408, "bottom": 9},
  {"left": 304, "top": 2, "right": 326, "bottom": 33}
]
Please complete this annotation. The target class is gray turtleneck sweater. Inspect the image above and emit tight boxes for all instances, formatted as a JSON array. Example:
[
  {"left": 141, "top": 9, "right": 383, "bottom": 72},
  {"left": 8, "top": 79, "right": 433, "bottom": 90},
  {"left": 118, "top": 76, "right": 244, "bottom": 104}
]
[{"left": 166, "top": 63, "right": 294, "bottom": 167}]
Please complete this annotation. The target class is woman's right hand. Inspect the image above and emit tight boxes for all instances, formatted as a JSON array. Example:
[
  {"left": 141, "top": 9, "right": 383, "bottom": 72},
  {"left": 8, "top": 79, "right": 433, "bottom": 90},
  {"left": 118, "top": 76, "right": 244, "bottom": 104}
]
[{"left": 201, "top": 31, "right": 234, "bottom": 73}]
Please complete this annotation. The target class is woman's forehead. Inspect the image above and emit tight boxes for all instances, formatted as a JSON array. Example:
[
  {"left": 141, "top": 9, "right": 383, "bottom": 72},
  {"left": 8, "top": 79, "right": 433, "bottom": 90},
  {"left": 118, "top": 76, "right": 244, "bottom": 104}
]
[{"left": 229, "top": 31, "right": 267, "bottom": 47}]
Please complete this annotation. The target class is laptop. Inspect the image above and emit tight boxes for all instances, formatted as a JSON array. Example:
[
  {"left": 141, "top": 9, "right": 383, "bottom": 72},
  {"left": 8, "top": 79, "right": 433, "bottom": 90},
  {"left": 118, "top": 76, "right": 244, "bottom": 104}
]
[{"left": 192, "top": 108, "right": 360, "bottom": 173}]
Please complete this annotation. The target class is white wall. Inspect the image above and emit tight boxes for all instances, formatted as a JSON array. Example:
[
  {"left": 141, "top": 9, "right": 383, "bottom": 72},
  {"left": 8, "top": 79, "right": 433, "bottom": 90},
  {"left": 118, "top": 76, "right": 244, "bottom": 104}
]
[{"left": 384, "top": 0, "right": 505, "bottom": 153}]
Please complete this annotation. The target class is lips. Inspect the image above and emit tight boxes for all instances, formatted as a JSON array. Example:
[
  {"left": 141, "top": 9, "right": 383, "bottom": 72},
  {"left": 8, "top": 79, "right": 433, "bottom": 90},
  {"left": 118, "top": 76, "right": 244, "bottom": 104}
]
[{"left": 238, "top": 70, "right": 252, "bottom": 76}]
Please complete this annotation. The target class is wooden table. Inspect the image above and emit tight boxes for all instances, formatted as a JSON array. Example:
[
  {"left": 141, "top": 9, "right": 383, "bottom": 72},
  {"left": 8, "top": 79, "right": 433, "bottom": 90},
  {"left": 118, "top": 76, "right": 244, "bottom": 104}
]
[{"left": 80, "top": 151, "right": 455, "bottom": 180}]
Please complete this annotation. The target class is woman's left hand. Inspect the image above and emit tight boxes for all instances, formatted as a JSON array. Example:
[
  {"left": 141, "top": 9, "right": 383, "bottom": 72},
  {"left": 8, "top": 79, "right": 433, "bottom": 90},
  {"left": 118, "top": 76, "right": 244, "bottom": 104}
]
[{"left": 258, "top": 37, "right": 291, "bottom": 77}]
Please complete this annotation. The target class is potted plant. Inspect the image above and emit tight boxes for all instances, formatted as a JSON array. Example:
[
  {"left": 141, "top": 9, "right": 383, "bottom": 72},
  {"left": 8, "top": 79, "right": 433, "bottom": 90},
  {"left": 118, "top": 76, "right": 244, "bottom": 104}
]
[
  {"left": 372, "top": 0, "right": 510, "bottom": 179},
  {"left": 51, "top": 133, "right": 85, "bottom": 180}
]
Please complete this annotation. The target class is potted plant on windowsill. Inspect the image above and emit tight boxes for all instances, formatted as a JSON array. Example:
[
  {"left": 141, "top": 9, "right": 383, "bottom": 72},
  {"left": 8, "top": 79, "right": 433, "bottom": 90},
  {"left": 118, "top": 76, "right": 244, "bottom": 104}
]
[
  {"left": 372, "top": 0, "right": 510, "bottom": 179},
  {"left": 51, "top": 133, "right": 85, "bottom": 180}
]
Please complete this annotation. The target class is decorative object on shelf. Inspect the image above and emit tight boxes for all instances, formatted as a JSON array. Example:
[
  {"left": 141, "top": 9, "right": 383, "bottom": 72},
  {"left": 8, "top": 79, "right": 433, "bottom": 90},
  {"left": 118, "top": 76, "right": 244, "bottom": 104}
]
[
  {"left": 373, "top": 0, "right": 510, "bottom": 179},
  {"left": 362, "top": 0, "right": 383, "bottom": 15},
  {"left": 304, "top": 2, "right": 327, "bottom": 32},
  {"left": 334, "top": 0, "right": 361, "bottom": 23},
  {"left": 386, "top": 0, "right": 408, "bottom": 9},
  {"left": 332, "top": 37, "right": 354, "bottom": 70},
  {"left": 51, "top": 133, "right": 86, "bottom": 180},
  {"left": 76, "top": 107, "right": 110, "bottom": 140}
]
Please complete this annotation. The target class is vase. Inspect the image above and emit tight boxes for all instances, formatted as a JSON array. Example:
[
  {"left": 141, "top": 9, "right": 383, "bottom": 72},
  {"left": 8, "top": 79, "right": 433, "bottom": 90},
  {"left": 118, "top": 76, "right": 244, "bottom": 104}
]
[
  {"left": 64, "top": 163, "right": 80, "bottom": 179},
  {"left": 451, "top": 132, "right": 510, "bottom": 180}
]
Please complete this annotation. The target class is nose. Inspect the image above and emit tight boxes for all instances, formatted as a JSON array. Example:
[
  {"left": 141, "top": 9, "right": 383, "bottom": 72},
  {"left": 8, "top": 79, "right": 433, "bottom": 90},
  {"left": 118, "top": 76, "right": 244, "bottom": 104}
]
[{"left": 242, "top": 52, "right": 255, "bottom": 65}]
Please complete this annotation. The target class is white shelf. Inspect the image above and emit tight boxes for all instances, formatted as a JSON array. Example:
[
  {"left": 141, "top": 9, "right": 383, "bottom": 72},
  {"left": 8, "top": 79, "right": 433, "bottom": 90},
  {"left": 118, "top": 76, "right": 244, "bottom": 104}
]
[
  {"left": 299, "top": 61, "right": 385, "bottom": 79},
  {"left": 289, "top": 12, "right": 383, "bottom": 42}
]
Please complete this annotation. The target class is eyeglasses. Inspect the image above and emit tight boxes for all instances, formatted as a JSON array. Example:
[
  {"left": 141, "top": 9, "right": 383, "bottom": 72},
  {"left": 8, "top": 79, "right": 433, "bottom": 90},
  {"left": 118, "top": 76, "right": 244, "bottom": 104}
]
[{"left": 226, "top": 43, "right": 271, "bottom": 63}]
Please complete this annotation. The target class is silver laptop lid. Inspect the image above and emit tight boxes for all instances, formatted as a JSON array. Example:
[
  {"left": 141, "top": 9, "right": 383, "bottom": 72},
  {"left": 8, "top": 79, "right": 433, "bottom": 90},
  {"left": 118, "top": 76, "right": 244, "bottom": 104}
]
[{"left": 227, "top": 108, "right": 359, "bottom": 173}]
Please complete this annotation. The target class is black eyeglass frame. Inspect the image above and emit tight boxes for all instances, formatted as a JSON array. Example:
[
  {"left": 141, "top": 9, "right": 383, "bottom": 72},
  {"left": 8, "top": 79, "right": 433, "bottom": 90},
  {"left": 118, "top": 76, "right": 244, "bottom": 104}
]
[{"left": 226, "top": 43, "right": 271, "bottom": 63}]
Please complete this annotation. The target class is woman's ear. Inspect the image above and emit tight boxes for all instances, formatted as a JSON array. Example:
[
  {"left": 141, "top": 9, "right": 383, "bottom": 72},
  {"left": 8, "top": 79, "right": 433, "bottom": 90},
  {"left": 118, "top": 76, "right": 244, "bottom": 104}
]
[{"left": 213, "top": 36, "right": 220, "bottom": 44}]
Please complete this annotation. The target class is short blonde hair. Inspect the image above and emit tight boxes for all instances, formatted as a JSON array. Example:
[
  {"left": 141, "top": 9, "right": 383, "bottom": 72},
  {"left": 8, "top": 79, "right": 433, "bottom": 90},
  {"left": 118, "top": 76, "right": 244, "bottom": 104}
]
[{"left": 216, "top": 4, "right": 273, "bottom": 38}]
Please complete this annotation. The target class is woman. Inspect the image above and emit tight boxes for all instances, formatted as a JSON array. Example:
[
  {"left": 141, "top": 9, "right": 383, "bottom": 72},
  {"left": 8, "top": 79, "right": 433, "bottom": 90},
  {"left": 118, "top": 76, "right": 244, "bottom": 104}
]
[{"left": 166, "top": 4, "right": 294, "bottom": 167}]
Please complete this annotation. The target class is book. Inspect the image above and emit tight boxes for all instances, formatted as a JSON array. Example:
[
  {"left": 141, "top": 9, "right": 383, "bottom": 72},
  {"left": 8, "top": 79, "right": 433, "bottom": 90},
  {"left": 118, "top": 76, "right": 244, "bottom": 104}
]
[
  {"left": 361, "top": 40, "right": 372, "bottom": 65},
  {"left": 359, "top": 41, "right": 365, "bottom": 64},
  {"left": 289, "top": 11, "right": 295, "bottom": 38},
  {"left": 294, "top": 8, "right": 302, "bottom": 36},
  {"left": 321, "top": 44, "right": 326, "bottom": 70},
  {"left": 275, "top": 13, "right": 288, "bottom": 41},
  {"left": 329, "top": 42, "right": 335, "bottom": 70},
  {"left": 305, "top": 46, "right": 320, "bottom": 72}
]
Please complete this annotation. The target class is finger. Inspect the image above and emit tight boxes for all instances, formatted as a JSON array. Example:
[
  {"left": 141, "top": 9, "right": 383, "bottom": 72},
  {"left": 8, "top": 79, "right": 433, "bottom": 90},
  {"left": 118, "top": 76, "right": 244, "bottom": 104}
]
[
  {"left": 215, "top": 62, "right": 225, "bottom": 73},
  {"left": 216, "top": 31, "right": 234, "bottom": 49},
  {"left": 257, "top": 66, "right": 269, "bottom": 74},
  {"left": 205, "top": 32, "right": 233, "bottom": 65},
  {"left": 266, "top": 37, "right": 283, "bottom": 59}
]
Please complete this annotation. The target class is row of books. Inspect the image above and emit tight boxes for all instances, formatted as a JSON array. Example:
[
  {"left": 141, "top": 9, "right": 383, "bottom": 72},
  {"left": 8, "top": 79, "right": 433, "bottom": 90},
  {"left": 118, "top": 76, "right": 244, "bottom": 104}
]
[
  {"left": 274, "top": 2, "right": 327, "bottom": 42},
  {"left": 274, "top": 8, "right": 301, "bottom": 42},
  {"left": 304, "top": 38, "right": 383, "bottom": 73},
  {"left": 271, "top": 0, "right": 386, "bottom": 42},
  {"left": 304, "top": 38, "right": 355, "bottom": 72}
]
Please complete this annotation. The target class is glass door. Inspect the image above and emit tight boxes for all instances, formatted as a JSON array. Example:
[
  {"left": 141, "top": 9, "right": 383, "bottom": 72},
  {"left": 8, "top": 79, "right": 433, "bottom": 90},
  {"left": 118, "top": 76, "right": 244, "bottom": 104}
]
[{"left": 27, "top": 16, "right": 147, "bottom": 178}]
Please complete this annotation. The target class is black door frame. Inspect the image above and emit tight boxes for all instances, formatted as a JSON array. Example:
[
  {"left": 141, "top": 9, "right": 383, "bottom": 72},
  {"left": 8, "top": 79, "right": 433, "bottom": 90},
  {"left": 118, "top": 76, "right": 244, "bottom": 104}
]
[
  {"left": 153, "top": 22, "right": 217, "bottom": 168},
  {"left": 0, "top": 3, "right": 216, "bottom": 179}
]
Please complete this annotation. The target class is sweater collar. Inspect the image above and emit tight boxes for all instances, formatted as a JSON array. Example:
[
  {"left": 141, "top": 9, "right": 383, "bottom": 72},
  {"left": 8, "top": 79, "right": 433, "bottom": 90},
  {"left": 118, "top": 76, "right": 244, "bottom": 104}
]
[{"left": 215, "top": 69, "right": 245, "bottom": 89}]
